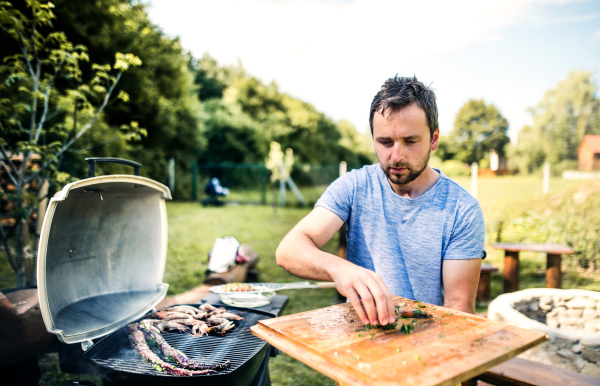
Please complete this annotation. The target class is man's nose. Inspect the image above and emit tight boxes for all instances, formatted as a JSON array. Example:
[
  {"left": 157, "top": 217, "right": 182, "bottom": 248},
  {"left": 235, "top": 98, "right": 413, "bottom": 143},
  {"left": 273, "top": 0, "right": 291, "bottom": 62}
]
[{"left": 391, "top": 142, "right": 403, "bottom": 163}]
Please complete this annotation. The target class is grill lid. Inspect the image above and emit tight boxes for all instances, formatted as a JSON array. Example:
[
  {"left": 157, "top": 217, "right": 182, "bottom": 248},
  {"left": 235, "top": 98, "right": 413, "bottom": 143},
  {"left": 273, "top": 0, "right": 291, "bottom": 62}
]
[{"left": 37, "top": 159, "right": 172, "bottom": 344}]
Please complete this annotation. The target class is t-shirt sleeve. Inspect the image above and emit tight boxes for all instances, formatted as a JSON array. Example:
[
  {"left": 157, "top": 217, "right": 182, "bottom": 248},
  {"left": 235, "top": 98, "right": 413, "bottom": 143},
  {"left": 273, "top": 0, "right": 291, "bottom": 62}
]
[
  {"left": 443, "top": 200, "right": 486, "bottom": 260},
  {"left": 314, "top": 173, "right": 355, "bottom": 222}
]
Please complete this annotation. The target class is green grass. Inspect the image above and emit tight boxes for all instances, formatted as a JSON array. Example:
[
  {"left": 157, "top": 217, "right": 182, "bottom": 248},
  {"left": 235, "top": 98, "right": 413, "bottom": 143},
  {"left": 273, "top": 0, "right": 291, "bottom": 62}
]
[{"left": 2, "top": 174, "right": 600, "bottom": 385}]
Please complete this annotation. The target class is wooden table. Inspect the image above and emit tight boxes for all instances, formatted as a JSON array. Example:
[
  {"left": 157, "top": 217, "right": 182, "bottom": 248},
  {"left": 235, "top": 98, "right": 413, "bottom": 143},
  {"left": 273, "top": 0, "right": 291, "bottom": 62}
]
[
  {"left": 251, "top": 296, "right": 547, "bottom": 386},
  {"left": 492, "top": 243, "right": 575, "bottom": 293}
]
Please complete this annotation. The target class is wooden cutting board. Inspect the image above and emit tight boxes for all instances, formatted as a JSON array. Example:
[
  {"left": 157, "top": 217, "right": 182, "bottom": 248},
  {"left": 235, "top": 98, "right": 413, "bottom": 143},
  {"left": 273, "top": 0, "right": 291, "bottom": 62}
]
[{"left": 251, "top": 296, "right": 548, "bottom": 386}]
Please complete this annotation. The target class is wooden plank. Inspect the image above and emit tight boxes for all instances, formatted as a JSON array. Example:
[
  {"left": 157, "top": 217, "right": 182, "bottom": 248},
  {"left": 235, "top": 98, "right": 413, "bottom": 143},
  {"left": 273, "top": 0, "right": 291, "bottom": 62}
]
[
  {"left": 503, "top": 251, "right": 520, "bottom": 293},
  {"left": 478, "top": 357, "right": 599, "bottom": 386},
  {"left": 492, "top": 243, "right": 574, "bottom": 254},
  {"left": 546, "top": 254, "right": 561, "bottom": 289},
  {"left": 251, "top": 296, "right": 548, "bottom": 386}
]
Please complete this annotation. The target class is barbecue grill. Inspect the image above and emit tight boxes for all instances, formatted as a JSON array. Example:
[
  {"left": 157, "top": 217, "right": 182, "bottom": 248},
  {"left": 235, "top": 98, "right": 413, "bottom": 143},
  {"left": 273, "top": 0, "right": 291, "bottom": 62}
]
[{"left": 37, "top": 158, "right": 287, "bottom": 385}]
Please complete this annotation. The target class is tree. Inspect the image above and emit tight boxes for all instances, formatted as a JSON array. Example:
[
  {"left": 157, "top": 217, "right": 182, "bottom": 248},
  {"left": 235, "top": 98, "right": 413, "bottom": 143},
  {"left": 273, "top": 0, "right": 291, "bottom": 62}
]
[
  {"left": 31, "top": 0, "right": 205, "bottom": 197},
  {"left": 0, "top": 0, "right": 141, "bottom": 287},
  {"left": 508, "top": 70, "right": 600, "bottom": 173},
  {"left": 450, "top": 99, "right": 510, "bottom": 165},
  {"left": 533, "top": 70, "right": 599, "bottom": 164}
]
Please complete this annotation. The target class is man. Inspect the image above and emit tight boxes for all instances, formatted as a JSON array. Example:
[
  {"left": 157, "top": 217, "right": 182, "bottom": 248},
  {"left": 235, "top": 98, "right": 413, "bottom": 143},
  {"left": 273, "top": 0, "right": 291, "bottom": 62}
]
[{"left": 276, "top": 75, "right": 485, "bottom": 327}]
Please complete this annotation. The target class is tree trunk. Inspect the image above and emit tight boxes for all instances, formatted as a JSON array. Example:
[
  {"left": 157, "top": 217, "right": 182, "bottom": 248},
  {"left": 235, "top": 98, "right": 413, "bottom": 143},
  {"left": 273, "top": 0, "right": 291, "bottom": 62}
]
[{"left": 14, "top": 218, "right": 33, "bottom": 288}]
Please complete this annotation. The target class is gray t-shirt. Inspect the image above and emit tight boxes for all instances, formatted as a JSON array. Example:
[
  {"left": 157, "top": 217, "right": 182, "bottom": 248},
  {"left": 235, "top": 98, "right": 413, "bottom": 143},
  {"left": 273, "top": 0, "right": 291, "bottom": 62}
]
[{"left": 315, "top": 164, "right": 485, "bottom": 306}]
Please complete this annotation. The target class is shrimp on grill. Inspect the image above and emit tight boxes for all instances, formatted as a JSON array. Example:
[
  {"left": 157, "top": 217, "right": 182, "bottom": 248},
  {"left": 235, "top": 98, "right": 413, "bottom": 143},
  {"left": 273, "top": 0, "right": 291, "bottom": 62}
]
[
  {"left": 150, "top": 311, "right": 195, "bottom": 321},
  {"left": 216, "top": 312, "right": 243, "bottom": 321},
  {"left": 208, "top": 307, "right": 227, "bottom": 316},
  {"left": 167, "top": 319, "right": 213, "bottom": 335},
  {"left": 192, "top": 323, "right": 214, "bottom": 336},
  {"left": 199, "top": 303, "right": 217, "bottom": 312},
  {"left": 154, "top": 321, "right": 189, "bottom": 332},
  {"left": 165, "top": 306, "right": 199, "bottom": 316},
  {"left": 206, "top": 317, "right": 235, "bottom": 333}
]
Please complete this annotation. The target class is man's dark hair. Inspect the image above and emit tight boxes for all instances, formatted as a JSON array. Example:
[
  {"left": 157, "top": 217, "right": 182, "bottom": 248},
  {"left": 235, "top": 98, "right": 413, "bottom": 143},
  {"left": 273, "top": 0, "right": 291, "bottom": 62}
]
[{"left": 369, "top": 75, "right": 439, "bottom": 140}]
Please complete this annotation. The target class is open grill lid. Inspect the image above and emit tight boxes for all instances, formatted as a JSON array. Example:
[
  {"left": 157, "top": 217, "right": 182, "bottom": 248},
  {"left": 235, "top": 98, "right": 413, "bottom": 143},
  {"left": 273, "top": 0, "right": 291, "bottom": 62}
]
[{"left": 37, "top": 158, "right": 172, "bottom": 344}]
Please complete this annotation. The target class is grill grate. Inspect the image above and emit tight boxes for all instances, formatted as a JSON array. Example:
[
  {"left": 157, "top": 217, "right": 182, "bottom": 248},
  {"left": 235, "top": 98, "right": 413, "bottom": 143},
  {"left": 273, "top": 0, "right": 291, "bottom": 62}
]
[{"left": 84, "top": 305, "right": 271, "bottom": 378}]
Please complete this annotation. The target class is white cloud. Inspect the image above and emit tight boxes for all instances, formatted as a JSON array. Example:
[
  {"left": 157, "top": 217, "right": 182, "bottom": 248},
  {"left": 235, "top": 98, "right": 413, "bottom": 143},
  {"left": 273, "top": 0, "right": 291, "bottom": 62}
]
[
  {"left": 146, "top": 0, "right": 593, "bottom": 137},
  {"left": 592, "top": 29, "right": 600, "bottom": 41}
]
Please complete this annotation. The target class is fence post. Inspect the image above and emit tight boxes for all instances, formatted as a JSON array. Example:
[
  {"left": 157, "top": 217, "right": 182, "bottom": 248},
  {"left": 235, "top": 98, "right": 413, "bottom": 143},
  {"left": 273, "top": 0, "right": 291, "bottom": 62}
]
[
  {"left": 471, "top": 162, "right": 478, "bottom": 199},
  {"left": 339, "top": 161, "right": 347, "bottom": 177},
  {"left": 279, "top": 163, "right": 286, "bottom": 207},
  {"left": 168, "top": 157, "right": 175, "bottom": 194},
  {"left": 260, "top": 166, "right": 267, "bottom": 205},
  {"left": 191, "top": 161, "right": 198, "bottom": 201},
  {"left": 543, "top": 162, "right": 550, "bottom": 194}
]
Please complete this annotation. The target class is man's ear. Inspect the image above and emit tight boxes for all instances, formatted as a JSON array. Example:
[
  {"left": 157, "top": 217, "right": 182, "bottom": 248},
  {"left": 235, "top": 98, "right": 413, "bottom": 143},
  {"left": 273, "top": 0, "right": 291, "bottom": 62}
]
[{"left": 431, "top": 128, "right": 440, "bottom": 151}]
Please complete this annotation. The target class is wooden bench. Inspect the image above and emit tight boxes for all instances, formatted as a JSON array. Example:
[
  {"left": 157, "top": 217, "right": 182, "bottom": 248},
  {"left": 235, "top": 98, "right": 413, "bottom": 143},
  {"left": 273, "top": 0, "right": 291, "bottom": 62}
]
[
  {"left": 492, "top": 243, "right": 575, "bottom": 293},
  {"left": 464, "top": 357, "right": 599, "bottom": 386},
  {"left": 477, "top": 263, "right": 499, "bottom": 302}
]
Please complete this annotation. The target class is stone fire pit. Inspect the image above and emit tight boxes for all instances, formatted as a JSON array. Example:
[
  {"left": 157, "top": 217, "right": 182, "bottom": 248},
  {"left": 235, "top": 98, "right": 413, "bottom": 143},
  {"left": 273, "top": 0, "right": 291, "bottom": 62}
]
[{"left": 488, "top": 288, "right": 600, "bottom": 378}]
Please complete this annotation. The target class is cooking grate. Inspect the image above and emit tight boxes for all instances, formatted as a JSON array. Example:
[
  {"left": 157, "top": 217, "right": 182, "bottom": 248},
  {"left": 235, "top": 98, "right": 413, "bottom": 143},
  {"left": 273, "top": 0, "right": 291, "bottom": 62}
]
[{"left": 84, "top": 304, "right": 272, "bottom": 379}]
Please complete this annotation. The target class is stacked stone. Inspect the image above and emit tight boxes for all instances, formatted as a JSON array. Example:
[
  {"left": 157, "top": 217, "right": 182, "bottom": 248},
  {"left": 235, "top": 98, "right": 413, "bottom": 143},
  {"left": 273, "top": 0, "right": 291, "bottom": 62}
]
[{"left": 488, "top": 289, "right": 600, "bottom": 378}]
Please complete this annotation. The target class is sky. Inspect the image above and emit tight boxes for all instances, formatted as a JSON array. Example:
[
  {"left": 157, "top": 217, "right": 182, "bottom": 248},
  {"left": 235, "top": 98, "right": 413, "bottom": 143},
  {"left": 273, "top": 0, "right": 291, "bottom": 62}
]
[{"left": 146, "top": 0, "right": 600, "bottom": 140}]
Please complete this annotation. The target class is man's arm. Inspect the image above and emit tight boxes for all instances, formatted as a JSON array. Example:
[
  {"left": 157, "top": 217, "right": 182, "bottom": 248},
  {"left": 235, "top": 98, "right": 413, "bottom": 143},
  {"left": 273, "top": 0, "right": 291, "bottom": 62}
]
[
  {"left": 276, "top": 207, "right": 395, "bottom": 326},
  {"left": 442, "top": 258, "right": 481, "bottom": 314}
]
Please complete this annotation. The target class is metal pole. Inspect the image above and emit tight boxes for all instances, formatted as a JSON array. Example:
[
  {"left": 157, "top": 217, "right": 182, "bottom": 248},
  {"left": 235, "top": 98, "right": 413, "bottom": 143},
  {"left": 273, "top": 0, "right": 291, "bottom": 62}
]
[
  {"left": 543, "top": 162, "right": 550, "bottom": 194},
  {"left": 471, "top": 162, "right": 478, "bottom": 199}
]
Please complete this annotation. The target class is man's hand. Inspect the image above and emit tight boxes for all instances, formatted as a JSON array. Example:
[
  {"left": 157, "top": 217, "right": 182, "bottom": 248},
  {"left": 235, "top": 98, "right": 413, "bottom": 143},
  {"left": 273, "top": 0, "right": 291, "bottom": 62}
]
[
  {"left": 327, "top": 260, "right": 395, "bottom": 326},
  {"left": 442, "top": 258, "right": 481, "bottom": 314},
  {"left": 276, "top": 207, "right": 396, "bottom": 326}
]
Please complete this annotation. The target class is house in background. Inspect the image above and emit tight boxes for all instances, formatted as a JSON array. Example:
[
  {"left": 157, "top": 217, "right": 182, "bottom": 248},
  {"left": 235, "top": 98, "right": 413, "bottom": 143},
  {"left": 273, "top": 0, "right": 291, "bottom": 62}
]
[{"left": 578, "top": 135, "right": 600, "bottom": 171}]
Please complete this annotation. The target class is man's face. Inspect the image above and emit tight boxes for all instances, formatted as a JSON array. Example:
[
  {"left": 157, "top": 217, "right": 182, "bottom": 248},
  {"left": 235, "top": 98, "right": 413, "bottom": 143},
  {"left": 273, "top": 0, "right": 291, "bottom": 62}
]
[{"left": 372, "top": 103, "right": 439, "bottom": 186}]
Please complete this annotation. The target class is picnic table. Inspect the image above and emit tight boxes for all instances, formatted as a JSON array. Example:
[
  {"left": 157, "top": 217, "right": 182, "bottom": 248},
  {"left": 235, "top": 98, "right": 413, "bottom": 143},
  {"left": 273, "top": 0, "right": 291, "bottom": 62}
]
[{"left": 492, "top": 243, "right": 575, "bottom": 293}]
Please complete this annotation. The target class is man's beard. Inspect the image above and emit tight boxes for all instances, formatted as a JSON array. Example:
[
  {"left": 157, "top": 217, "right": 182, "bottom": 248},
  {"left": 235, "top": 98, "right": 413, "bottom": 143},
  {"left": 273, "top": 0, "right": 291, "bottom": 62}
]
[{"left": 382, "top": 148, "right": 431, "bottom": 186}]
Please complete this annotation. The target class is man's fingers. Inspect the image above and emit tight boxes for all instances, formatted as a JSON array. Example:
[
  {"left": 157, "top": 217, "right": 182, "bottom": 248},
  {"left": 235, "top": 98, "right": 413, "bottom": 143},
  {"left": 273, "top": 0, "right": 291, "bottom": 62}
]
[
  {"left": 354, "top": 283, "right": 378, "bottom": 325},
  {"left": 365, "top": 278, "right": 391, "bottom": 325},
  {"left": 372, "top": 274, "right": 396, "bottom": 324},
  {"left": 345, "top": 290, "right": 369, "bottom": 325}
]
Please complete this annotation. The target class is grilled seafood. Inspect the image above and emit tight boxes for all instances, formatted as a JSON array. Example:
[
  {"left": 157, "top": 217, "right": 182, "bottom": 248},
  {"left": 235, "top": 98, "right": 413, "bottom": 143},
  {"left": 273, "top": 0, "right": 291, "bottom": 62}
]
[
  {"left": 141, "top": 303, "right": 240, "bottom": 335},
  {"left": 138, "top": 322, "right": 230, "bottom": 372},
  {"left": 215, "top": 312, "right": 243, "bottom": 321},
  {"left": 150, "top": 311, "right": 195, "bottom": 321},
  {"left": 199, "top": 303, "right": 217, "bottom": 312},
  {"left": 208, "top": 307, "right": 227, "bottom": 316},
  {"left": 154, "top": 321, "right": 189, "bottom": 332},
  {"left": 206, "top": 317, "right": 235, "bottom": 333},
  {"left": 126, "top": 323, "right": 217, "bottom": 376},
  {"left": 165, "top": 306, "right": 200, "bottom": 316}
]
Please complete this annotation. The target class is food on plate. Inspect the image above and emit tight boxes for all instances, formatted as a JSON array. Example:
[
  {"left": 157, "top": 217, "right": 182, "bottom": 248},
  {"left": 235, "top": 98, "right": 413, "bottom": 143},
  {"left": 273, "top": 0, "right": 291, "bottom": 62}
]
[{"left": 221, "top": 282, "right": 255, "bottom": 292}]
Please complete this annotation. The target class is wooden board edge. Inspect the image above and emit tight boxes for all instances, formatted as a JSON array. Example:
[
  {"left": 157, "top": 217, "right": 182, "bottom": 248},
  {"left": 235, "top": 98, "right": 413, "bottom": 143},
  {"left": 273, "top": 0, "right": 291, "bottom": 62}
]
[
  {"left": 448, "top": 330, "right": 549, "bottom": 386},
  {"left": 251, "top": 323, "right": 376, "bottom": 386},
  {"left": 478, "top": 357, "right": 600, "bottom": 386}
]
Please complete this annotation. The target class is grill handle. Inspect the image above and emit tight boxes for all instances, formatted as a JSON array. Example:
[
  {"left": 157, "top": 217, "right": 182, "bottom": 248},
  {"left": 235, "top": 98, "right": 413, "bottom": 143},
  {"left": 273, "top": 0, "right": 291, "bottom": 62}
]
[{"left": 86, "top": 157, "right": 142, "bottom": 178}]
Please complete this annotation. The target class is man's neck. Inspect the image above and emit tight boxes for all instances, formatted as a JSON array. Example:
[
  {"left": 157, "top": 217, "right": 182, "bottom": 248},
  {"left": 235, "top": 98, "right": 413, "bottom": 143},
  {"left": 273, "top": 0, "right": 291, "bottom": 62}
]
[{"left": 388, "top": 166, "right": 440, "bottom": 198}]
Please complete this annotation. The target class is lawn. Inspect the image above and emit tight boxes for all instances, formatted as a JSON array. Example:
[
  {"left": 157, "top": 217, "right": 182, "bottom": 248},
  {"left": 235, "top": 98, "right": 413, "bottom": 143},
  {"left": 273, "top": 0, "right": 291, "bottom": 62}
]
[{"left": 1, "top": 174, "right": 600, "bottom": 385}]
